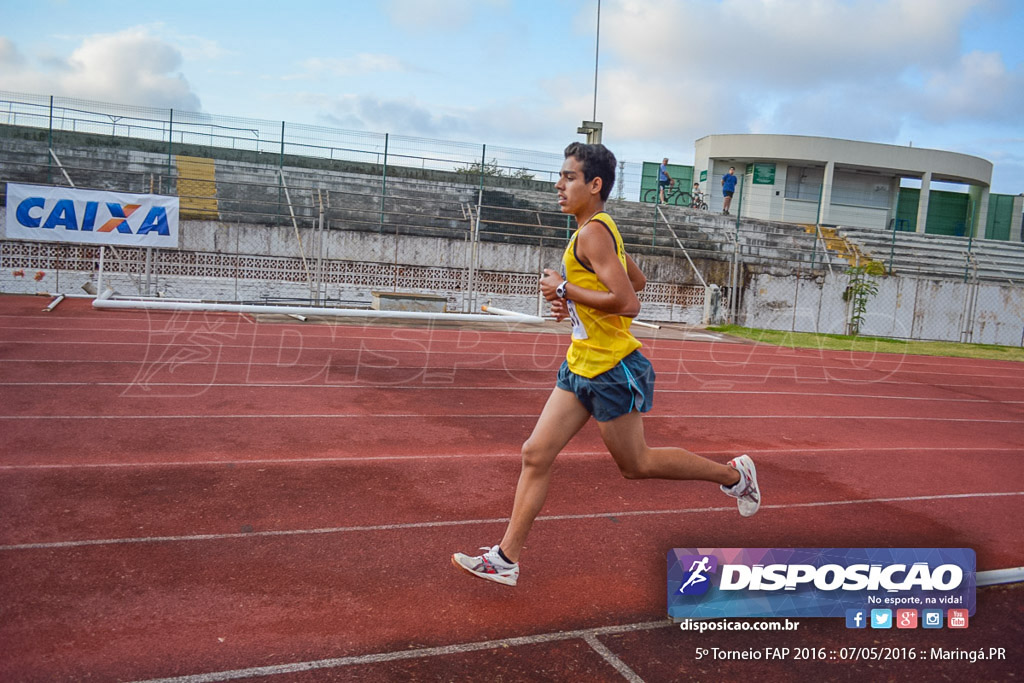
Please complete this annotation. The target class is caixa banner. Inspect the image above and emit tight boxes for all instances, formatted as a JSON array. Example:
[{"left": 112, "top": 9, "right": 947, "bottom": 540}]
[
  {"left": 4, "top": 183, "right": 179, "bottom": 248},
  {"left": 668, "top": 548, "right": 975, "bottom": 620}
]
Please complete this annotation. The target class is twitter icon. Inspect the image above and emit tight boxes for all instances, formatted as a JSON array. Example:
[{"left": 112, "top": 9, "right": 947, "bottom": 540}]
[{"left": 871, "top": 609, "right": 893, "bottom": 629}]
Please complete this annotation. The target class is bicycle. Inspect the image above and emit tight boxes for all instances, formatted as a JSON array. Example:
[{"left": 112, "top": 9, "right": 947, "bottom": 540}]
[
  {"left": 689, "top": 191, "right": 708, "bottom": 210},
  {"left": 642, "top": 184, "right": 693, "bottom": 207}
]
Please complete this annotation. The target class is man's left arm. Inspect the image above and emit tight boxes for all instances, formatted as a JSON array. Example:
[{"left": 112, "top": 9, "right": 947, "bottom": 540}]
[{"left": 625, "top": 253, "right": 646, "bottom": 292}]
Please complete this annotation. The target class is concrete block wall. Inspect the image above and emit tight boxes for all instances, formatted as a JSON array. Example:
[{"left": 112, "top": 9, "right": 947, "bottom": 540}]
[
  {"left": 0, "top": 210, "right": 711, "bottom": 322},
  {"left": 741, "top": 271, "right": 1024, "bottom": 345}
]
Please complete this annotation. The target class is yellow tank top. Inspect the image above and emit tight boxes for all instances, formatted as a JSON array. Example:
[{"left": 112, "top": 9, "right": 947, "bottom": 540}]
[{"left": 562, "top": 212, "right": 642, "bottom": 378}]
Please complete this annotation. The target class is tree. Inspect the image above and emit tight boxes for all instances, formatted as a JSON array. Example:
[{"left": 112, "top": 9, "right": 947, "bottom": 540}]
[
  {"left": 454, "top": 158, "right": 535, "bottom": 181},
  {"left": 842, "top": 261, "right": 886, "bottom": 336}
]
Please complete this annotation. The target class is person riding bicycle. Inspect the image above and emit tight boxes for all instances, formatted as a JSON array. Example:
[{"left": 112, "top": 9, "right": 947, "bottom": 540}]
[
  {"left": 690, "top": 182, "right": 704, "bottom": 209},
  {"left": 658, "top": 158, "right": 674, "bottom": 204}
]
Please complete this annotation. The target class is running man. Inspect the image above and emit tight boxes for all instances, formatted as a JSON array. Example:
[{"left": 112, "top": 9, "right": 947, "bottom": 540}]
[{"left": 452, "top": 142, "right": 761, "bottom": 587}]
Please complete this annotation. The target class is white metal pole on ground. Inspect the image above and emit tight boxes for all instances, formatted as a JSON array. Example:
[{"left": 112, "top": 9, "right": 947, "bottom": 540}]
[
  {"left": 482, "top": 305, "right": 660, "bottom": 330},
  {"left": 977, "top": 567, "right": 1024, "bottom": 587},
  {"left": 481, "top": 305, "right": 529, "bottom": 318},
  {"left": 93, "top": 297, "right": 545, "bottom": 324},
  {"left": 43, "top": 294, "right": 65, "bottom": 312}
]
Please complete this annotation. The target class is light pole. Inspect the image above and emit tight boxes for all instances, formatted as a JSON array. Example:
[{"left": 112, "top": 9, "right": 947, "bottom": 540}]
[
  {"left": 578, "top": 0, "right": 603, "bottom": 144},
  {"left": 593, "top": 0, "right": 600, "bottom": 122}
]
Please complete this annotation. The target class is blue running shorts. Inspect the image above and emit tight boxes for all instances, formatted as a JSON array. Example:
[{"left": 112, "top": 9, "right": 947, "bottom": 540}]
[{"left": 556, "top": 350, "right": 655, "bottom": 422}]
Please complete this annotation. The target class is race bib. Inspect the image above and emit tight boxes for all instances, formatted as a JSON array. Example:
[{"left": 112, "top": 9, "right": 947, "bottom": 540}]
[{"left": 567, "top": 300, "right": 588, "bottom": 340}]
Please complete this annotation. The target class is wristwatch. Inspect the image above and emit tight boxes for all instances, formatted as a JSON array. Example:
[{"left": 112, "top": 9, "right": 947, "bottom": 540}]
[{"left": 555, "top": 280, "right": 568, "bottom": 300}]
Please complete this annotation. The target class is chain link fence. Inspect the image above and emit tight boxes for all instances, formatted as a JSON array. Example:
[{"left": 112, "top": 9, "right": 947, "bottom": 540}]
[
  {"left": 2, "top": 91, "right": 1023, "bottom": 342},
  {"left": 0, "top": 92, "right": 704, "bottom": 322}
]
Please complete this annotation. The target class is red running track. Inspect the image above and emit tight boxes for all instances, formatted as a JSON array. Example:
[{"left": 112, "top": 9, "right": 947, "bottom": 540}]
[{"left": 0, "top": 295, "right": 1022, "bottom": 682}]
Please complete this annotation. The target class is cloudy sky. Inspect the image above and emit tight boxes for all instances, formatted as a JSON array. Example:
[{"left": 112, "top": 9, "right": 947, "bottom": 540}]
[{"left": 2, "top": 0, "right": 1022, "bottom": 193}]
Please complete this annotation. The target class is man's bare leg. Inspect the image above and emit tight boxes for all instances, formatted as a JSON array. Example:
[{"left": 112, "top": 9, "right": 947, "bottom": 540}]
[
  {"left": 597, "top": 410, "right": 739, "bottom": 485},
  {"left": 498, "top": 387, "right": 591, "bottom": 562}
]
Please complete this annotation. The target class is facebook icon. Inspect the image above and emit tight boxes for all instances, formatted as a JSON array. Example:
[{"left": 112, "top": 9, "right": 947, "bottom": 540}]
[{"left": 846, "top": 609, "right": 867, "bottom": 629}]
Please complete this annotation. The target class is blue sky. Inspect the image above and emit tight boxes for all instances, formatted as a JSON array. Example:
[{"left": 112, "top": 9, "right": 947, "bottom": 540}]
[{"left": 1, "top": 0, "right": 1022, "bottom": 193}]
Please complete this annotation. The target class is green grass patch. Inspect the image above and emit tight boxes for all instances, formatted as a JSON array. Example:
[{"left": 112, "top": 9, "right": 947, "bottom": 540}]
[{"left": 707, "top": 325, "right": 1024, "bottom": 362}]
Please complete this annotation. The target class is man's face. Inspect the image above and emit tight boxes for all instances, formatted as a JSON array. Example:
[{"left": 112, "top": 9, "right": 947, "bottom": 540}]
[
  {"left": 555, "top": 156, "right": 599, "bottom": 215},
  {"left": 557, "top": 156, "right": 598, "bottom": 215},
  {"left": 728, "top": 167, "right": 735, "bottom": 175}
]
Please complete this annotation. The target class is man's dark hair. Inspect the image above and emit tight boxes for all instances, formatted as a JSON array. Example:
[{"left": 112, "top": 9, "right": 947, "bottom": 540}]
[{"left": 564, "top": 142, "right": 616, "bottom": 201}]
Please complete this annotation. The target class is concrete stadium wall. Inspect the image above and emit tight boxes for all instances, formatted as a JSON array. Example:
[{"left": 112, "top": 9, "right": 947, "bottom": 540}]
[
  {"left": 742, "top": 271, "right": 1024, "bottom": 345},
  {"left": 0, "top": 214, "right": 712, "bottom": 324}
]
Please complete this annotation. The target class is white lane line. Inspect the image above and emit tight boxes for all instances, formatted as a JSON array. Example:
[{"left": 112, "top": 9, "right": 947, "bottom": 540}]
[
  {"left": 3, "top": 357, "right": 1023, "bottom": 388},
  {"left": 3, "top": 491, "right": 1020, "bottom": 552},
  {"left": 0, "top": 381, "right": 548, "bottom": 392},
  {"left": 0, "top": 328, "right": 1014, "bottom": 360},
  {"left": 2, "top": 371, "right": 1022, "bottom": 396},
  {"left": 1, "top": 317, "right": 1020, "bottom": 371},
  {"left": 125, "top": 620, "right": 669, "bottom": 683},
  {"left": 1, "top": 446, "right": 1020, "bottom": 471},
  {"left": 3, "top": 382, "right": 1021, "bottom": 405},
  {"left": 119, "top": 564, "right": 1024, "bottom": 683},
  {"left": 0, "top": 338, "right": 562, "bottom": 354},
  {"left": 0, "top": 451, "right": 558, "bottom": 470},
  {"left": 583, "top": 633, "right": 646, "bottom": 683},
  {"left": 1, "top": 414, "right": 1020, "bottom": 423},
  {"left": 0, "top": 316, "right": 1014, "bottom": 357},
  {"left": 0, "top": 323, "right": 543, "bottom": 340},
  {"left": 1, "top": 340, "right": 1022, "bottom": 379}
]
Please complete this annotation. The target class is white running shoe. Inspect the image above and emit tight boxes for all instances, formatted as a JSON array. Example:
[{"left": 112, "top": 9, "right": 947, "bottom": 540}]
[
  {"left": 451, "top": 545, "right": 519, "bottom": 586},
  {"left": 721, "top": 454, "right": 761, "bottom": 517}
]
